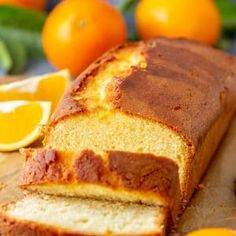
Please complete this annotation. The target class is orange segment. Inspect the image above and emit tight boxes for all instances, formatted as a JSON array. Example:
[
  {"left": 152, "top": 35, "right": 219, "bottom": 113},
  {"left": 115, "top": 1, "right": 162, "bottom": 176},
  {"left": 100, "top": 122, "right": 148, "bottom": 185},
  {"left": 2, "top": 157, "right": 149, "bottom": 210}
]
[
  {"left": 0, "top": 101, "right": 51, "bottom": 152},
  {"left": 0, "top": 70, "right": 70, "bottom": 110},
  {"left": 187, "top": 228, "right": 236, "bottom": 236}
]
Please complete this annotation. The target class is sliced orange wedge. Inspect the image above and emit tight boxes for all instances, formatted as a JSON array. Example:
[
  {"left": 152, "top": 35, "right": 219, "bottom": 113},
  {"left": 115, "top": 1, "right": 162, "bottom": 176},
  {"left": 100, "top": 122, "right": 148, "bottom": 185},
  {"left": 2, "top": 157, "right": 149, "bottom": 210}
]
[
  {"left": 187, "top": 228, "right": 236, "bottom": 236},
  {"left": 0, "top": 70, "right": 70, "bottom": 110},
  {"left": 0, "top": 101, "right": 51, "bottom": 152}
]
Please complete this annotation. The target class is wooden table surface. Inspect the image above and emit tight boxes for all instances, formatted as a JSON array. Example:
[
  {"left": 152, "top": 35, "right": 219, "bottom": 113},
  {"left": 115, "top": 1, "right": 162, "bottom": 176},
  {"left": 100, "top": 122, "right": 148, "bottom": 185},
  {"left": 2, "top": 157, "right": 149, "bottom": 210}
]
[{"left": 0, "top": 119, "right": 236, "bottom": 234}]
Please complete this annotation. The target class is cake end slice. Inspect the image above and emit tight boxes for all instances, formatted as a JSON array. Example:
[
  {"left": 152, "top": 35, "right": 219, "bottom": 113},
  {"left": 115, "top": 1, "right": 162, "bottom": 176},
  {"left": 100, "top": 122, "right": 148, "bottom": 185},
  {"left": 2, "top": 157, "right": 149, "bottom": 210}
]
[{"left": 0, "top": 194, "right": 167, "bottom": 236}]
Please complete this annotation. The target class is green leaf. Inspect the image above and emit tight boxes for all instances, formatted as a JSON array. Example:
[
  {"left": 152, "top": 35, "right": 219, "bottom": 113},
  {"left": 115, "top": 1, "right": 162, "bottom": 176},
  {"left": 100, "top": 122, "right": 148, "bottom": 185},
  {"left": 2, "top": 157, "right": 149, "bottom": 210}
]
[
  {"left": 215, "top": 0, "right": 236, "bottom": 49},
  {"left": 116, "top": 0, "right": 139, "bottom": 41},
  {"left": 0, "top": 5, "right": 46, "bottom": 32},
  {"left": 0, "top": 40, "right": 12, "bottom": 72},
  {"left": 215, "top": 0, "right": 236, "bottom": 30},
  {"left": 0, "top": 5, "right": 46, "bottom": 59},
  {"left": 4, "top": 38, "right": 28, "bottom": 74},
  {"left": 0, "top": 26, "right": 44, "bottom": 59},
  {"left": 117, "top": 0, "right": 137, "bottom": 12}
]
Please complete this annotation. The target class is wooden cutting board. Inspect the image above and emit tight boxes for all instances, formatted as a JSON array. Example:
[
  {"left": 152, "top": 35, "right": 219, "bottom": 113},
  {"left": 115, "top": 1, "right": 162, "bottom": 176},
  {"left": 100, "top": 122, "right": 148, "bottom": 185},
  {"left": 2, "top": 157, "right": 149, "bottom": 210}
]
[{"left": 0, "top": 119, "right": 236, "bottom": 235}]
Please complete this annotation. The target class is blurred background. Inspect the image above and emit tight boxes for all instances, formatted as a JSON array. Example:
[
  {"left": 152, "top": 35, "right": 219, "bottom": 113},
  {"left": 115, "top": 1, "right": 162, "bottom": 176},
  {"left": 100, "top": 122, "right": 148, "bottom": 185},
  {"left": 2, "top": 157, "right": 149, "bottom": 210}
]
[{"left": 0, "top": 0, "right": 236, "bottom": 76}]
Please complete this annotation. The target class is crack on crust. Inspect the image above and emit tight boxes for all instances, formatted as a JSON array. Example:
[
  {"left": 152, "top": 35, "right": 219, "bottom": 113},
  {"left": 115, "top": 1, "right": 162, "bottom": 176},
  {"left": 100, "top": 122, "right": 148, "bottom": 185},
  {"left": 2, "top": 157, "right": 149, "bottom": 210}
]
[{"left": 73, "top": 150, "right": 104, "bottom": 183}]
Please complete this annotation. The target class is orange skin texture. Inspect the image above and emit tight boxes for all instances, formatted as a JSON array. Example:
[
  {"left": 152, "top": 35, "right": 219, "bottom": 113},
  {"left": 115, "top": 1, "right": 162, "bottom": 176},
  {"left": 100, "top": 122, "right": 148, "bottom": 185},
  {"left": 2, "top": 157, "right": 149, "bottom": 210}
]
[
  {"left": 187, "top": 228, "right": 236, "bottom": 236},
  {"left": 42, "top": 0, "right": 127, "bottom": 76},
  {"left": 135, "top": 0, "right": 221, "bottom": 45},
  {"left": 0, "top": 0, "right": 46, "bottom": 11}
]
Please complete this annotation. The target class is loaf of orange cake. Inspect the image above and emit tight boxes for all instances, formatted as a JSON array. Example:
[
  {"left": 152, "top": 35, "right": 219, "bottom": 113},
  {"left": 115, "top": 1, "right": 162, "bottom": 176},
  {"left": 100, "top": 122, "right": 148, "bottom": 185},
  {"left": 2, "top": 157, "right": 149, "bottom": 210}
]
[
  {"left": 2, "top": 37, "right": 236, "bottom": 236},
  {"left": 20, "top": 38, "right": 236, "bottom": 208}
]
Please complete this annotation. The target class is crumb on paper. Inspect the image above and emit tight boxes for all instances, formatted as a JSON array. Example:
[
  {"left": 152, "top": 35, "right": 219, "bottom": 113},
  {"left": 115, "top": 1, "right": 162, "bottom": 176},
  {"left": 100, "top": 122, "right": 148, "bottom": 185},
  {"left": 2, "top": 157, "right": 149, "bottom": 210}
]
[
  {"left": 198, "top": 184, "right": 205, "bottom": 189},
  {"left": 0, "top": 182, "right": 6, "bottom": 191},
  {"left": 196, "top": 183, "right": 207, "bottom": 190}
]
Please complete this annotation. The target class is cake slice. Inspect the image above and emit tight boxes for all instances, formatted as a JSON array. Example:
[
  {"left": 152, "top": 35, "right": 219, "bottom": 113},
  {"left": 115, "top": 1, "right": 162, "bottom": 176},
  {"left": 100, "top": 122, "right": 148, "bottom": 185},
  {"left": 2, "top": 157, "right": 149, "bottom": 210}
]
[
  {"left": 18, "top": 148, "right": 180, "bottom": 221},
  {"left": 19, "top": 37, "right": 236, "bottom": 210},
  {"left": 0, "top": 194, "right": 167, "bottom": 236}
]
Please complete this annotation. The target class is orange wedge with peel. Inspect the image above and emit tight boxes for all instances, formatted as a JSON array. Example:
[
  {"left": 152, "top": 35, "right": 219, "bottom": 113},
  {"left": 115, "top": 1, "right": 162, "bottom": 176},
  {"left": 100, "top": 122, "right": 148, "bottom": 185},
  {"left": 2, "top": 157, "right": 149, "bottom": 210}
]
[
  {"left": 0, "top": 101, "right": 51, "bottom": 152},
  {"left": 0, "top": 70, "right": 70, "bottom": 110},
  {"left": 187, "top": 228, "right": 236, "bottom": 236}
]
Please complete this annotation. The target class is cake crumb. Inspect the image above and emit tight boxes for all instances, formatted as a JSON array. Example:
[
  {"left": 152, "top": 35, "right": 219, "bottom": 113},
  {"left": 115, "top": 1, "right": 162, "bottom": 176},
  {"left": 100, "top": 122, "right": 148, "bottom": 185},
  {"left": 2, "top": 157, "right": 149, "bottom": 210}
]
[
  {"left": 198, "top": 184, "right": 206, "bottom": 189},
  {"left": 0, "top": 182, "right": 6, "bottom": 191},
  {"left": 197, "top": 183, "right": 206, "bottom": 190}
]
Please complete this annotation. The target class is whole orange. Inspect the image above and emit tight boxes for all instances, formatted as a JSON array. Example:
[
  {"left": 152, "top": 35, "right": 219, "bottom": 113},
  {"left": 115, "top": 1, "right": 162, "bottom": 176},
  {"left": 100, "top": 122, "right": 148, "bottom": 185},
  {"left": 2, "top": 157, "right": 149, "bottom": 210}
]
[
  {"left": 135, "top": 0, "right": 221, "bottom": 45},
  {"left": 42, "top": 0, "right": 127, "bottom": 76},
  {"left": 0, "top": 0, "right": 46, "bottom": 11}
]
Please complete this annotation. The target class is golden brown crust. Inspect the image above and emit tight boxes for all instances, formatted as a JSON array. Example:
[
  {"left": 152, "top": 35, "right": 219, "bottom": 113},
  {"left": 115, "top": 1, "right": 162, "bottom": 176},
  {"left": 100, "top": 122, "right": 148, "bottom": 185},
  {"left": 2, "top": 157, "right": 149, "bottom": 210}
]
[
  {"left": 73, "top": 150, "right": 105, "bottom": 183},
  {"left": 50, "top": 37, "right": 236, "bottom": 148},
  {"left": 19, "top": 149, "right": 72, "bottom": 185},
  {"left": 19, "top": 149, "right": 179, "bottom": 209},
  {"left": 107, "top": 151, "right": 179, "bottom": 199},
  {"left": 50, "top": 44, "right": 130, "bottom": 124},
  {"left": 113, "top": 38, "right": 236, "bottom": 147},
  {"left": 181, "top": 105, "right": 236, "bottom": 207}
]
